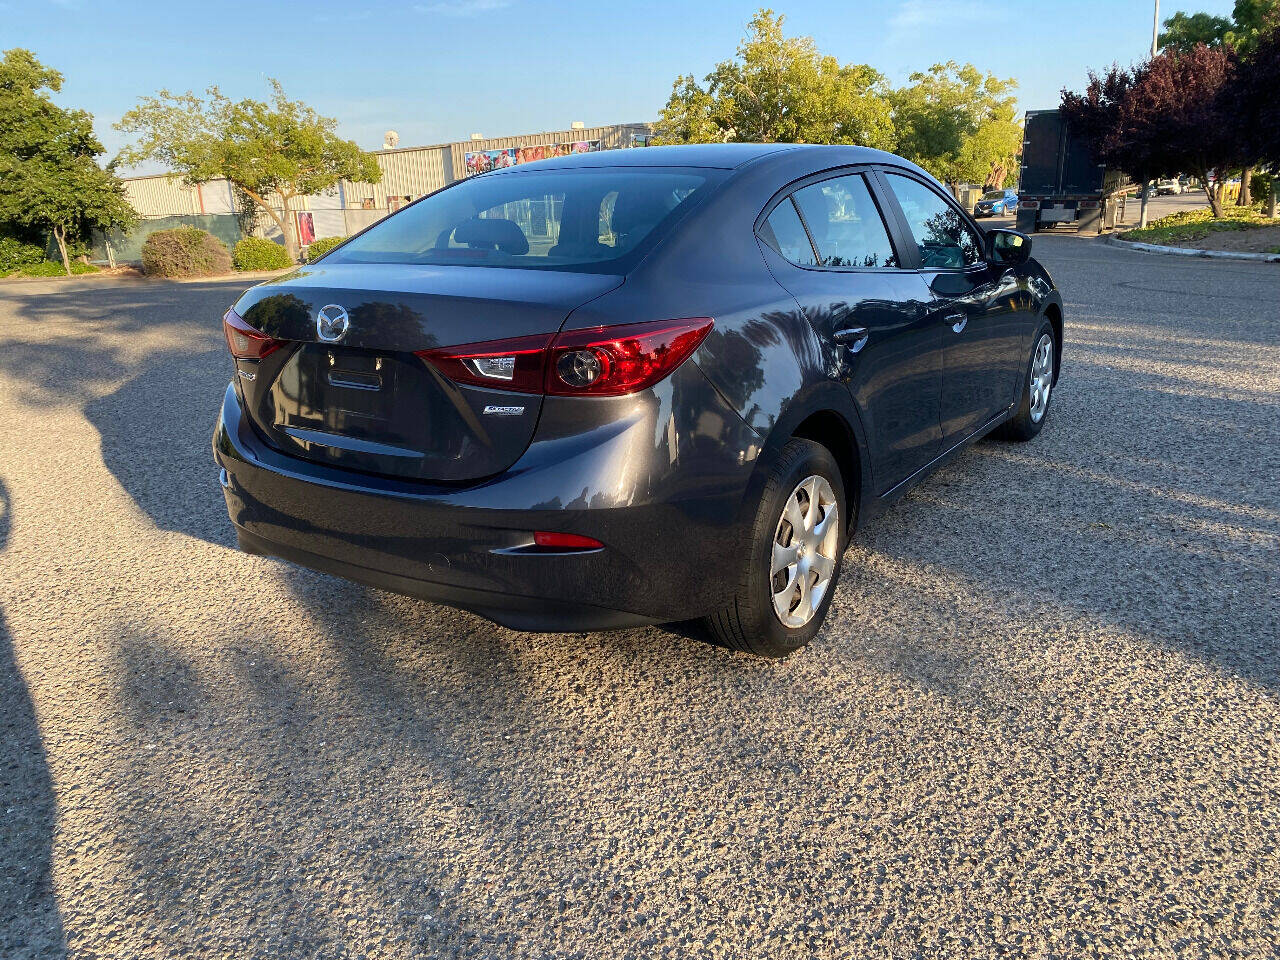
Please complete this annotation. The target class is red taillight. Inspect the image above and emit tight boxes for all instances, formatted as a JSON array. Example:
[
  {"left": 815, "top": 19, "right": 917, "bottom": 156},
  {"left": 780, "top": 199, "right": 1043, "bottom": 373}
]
[
  {"left": 416, "top": 318, "right": 714, "bottom": 397},
  {"left": 418, "top": 333, "right": 552, "bottom": 393},
  {"left": 1019, "top": 200, "right": 1041, "bottom": 210},
  {"left": 545, "top": 318, "right": 714, "bottom": 396},
  {"left": 223, "top": 308, "right": 285, "bottom": 360},
  {"left": 533, "top": 531, "right": 603, "bottom": 549}
]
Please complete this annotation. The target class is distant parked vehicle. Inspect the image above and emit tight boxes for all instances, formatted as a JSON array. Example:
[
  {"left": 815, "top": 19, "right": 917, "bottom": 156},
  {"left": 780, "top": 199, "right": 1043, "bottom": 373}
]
[
  {"left": 1155, "top": 180, "right": 1183, "bottom": 195},
  {"left": 973, "top": 189, "right": 1019, "bottom": 218}
]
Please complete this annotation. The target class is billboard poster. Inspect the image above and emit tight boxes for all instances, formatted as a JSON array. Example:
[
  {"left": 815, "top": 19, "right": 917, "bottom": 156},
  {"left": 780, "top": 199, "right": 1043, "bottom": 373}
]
[
  {"left": 465, "top": 141, "right": 600, "bottom": 176},
  {"left": 464, "top": 147, "right": 517, "bottom": 176},
  {"left": 296, "top": 211, "right": 315, "bottom": 246}
]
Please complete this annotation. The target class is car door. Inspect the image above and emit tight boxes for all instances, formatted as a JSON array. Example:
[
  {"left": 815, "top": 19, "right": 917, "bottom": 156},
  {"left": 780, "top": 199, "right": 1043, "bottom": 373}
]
[
  {"left": 877, "top": 170, "right": 1025, "bottom": 446},
  {"left": 757, "top": 170, "right": 944, "bottom": 495}
]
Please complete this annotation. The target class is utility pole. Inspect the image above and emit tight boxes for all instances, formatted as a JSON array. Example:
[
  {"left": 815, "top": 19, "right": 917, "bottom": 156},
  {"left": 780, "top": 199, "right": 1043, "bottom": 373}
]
[{"left": 1151, "top": 0, "right": 1160, "bottom": 57}]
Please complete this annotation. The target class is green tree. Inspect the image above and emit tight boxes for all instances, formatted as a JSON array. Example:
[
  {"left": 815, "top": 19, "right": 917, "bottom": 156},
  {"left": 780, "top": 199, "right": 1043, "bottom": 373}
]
[
  {"left": 890, "top": 62, "right": 1023, "bottom": 190},
  {"left": 0, "top": 49, "right": 135, "bottom": 274},
  {"left": 1159, "top": 11, "right": 1234, "bottom": 51},
  {"left": 654, "top": 9, "right": 895, "bottom": 150},
  {"left": 116, "top": 80, "right": 381, "bottom": 263}
]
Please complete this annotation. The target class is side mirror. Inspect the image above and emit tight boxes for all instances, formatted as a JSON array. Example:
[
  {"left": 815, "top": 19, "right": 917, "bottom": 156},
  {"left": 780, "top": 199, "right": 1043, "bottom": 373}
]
[{"left": 986, "top": 228, "right": 1032, "bottom": 266}]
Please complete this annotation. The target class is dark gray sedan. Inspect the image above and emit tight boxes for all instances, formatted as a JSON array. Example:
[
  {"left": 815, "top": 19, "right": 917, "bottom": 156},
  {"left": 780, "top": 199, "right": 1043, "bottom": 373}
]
[{"left": 215, "top": 144, "right": 1063, "bottom": 657}]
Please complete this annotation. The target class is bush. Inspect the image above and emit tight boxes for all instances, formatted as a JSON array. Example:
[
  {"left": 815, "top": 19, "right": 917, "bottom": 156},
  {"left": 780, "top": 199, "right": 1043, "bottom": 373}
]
[
  {"left": 304, "top": 236, "right": 344, "bottom": 262},
  {"left": 141, "top": 226, "right": 232, "bottom": 278},
  {"left": 233, "top": 236, "right": 294, "bottom": 271},
  {"left": 1, "top": 260, "right": 99, "bottom": 279},
  {"left": 0, "top": 237, "right": 48, "bottom": 275}
]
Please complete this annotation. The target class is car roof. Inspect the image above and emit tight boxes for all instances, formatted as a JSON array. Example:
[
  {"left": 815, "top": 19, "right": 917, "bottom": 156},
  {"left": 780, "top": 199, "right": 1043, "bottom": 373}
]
[{"left": 484, "top": 142, "right": 896, "bottom": 173}]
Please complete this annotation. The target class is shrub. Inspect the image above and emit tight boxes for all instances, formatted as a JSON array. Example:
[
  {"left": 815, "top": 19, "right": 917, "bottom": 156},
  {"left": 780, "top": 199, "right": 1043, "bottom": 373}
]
[
  {"left": 141, "top": 226, "right": 232, "bottom": 278},
  {"left": 233, "top": 236, "right": 294, "bottom": 271},
  {"left": 304, "top": 236, "right": 344, "bottom": 262},
  {"left": 0, "top": 237, "right": 48, "bottom": 274},
  {"left": 1, "top": 260, "right": 99, "bottom": 279}
]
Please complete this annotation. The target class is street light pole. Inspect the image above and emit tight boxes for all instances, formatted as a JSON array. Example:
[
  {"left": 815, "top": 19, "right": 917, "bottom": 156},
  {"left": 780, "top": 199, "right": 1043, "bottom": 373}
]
[{"left": 1152, "top": 0, "right": 1160, "bottom": 57}]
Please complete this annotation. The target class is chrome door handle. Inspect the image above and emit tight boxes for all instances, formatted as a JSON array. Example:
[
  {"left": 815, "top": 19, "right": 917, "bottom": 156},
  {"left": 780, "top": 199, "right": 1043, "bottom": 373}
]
[
  {"left": 947, "top": 313, "right": 968, "bottom": 334},
  {"left": 832, "top": 326, "right": 869, "bottom": 353}
]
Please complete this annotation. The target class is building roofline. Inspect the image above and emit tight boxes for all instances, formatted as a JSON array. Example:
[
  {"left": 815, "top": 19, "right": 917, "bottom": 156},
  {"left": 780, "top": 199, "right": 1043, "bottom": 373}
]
[{"left": 118, "top": 121, "right": 656, "bottom": 181}]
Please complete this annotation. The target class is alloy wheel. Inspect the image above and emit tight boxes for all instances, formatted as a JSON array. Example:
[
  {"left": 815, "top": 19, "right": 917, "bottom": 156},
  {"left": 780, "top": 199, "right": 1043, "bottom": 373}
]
[
  {"left": 770, "top": 475, "right": 840, "bottom": 629},
  {"left": 1029, "top": 333, "right": 1054, "bottom": 423}
]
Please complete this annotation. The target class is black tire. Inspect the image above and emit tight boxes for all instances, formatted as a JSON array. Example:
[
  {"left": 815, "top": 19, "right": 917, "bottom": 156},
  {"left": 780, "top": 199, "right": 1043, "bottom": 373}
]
[
  {"left": 997, "top": 318, "right": 1056, "bottom": 442},
  {"left": 703, "top": 438, "right": 848, "bottom": 658}
]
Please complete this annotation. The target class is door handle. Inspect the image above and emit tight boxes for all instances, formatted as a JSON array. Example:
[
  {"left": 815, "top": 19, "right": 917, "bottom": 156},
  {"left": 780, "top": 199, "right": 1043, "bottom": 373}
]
[
  {"left": 947, "top": 313, "right": 968, "bottom": 334},
  {"left": 832, "top": 326, "right": 869, "bottom": 353}
]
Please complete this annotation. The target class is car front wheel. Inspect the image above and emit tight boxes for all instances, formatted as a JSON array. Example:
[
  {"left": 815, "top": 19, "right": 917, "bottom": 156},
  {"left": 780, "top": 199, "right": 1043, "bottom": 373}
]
[
  {"left": 997, "top": 320, "right": 1056, "bottom": 441},
  {"left": 704, "top": 438, "right": 847, "bottom": 658}
]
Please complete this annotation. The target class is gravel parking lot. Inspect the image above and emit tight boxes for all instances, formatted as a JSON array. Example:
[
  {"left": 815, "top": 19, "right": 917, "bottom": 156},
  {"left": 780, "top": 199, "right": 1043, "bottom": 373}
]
[{"left": 2, "top": 236, "right": 1278, "bottom": 959}]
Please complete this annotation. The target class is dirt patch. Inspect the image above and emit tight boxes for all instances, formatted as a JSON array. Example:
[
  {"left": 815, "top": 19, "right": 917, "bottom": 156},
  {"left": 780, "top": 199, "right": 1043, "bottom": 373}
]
[{"left": 1181, "top": 224, "right": 1280, "bottom": 253}]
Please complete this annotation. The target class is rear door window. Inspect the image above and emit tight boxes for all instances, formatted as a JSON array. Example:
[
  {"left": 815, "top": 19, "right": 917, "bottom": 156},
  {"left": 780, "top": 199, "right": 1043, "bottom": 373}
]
[
  {"left": 790, "top": 175, "right": 899, "bottom": 268},
  {"left": 759, "top": 198, "right": 818, "bottom": 266}
]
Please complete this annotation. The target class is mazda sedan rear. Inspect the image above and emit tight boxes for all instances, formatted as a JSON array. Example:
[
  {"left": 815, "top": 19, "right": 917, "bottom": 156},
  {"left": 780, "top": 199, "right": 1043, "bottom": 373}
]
[{"left": 215, "top": 144, "right": 1062, "bottom": 656}]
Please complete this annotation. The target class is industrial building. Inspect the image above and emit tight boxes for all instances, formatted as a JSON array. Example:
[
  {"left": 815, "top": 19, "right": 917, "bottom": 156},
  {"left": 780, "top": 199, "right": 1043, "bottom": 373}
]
[{"left": 107, "top": 122, "right": 652, "bottom": 261}]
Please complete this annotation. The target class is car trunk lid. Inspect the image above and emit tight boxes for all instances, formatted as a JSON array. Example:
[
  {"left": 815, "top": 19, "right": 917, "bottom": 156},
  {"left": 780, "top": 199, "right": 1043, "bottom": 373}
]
[{"left": 231, "top": 263, "right": 622, "bottom": 482}]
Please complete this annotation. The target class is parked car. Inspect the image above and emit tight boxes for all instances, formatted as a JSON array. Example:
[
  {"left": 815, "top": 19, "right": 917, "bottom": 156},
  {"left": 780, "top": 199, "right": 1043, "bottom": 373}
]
[
  {"left": 215, "top": 144, "right": 1064, "bottom": 657},
  {"left": 1155, "top": 179, "right": 1184, "bottom": 195},
  {"left": 972, "top": 188, "right": 1019, "bottom": 217}
]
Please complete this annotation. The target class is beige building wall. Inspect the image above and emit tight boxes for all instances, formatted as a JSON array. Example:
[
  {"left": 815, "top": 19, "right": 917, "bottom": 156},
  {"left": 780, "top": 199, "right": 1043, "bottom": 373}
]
[{"left": 119, "top": 122, "right": 654, "bottom": 233}]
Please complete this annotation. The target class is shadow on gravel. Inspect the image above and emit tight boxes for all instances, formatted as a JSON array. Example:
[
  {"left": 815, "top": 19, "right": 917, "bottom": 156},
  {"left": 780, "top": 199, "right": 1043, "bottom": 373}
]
[
  {"left": 1, "top": 278, "right": 243, "bottom": 409},
  {"left": 85, "top": 346, "right": 234, "bottom": 548},
  {"left": 0, "top": 480, "right": 67, "bottom": 959}
]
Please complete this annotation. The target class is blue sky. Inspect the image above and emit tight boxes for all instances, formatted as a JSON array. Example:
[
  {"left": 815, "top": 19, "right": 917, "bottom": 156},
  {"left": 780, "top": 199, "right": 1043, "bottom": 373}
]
[{"left": 4, "top": 0, "right": 1236, "bottom": 173}]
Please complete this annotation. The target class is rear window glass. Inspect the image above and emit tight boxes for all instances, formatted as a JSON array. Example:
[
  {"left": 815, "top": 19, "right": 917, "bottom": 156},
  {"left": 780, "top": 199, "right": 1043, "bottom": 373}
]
[{"left": 325, "top": 168, "right": 719, "bottom": 272}]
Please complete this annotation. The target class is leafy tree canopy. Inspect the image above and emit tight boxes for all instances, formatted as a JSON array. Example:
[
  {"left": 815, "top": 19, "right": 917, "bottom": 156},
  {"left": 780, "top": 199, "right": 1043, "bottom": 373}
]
[
  {"left": 1062, "top": 44, "right": 1247, "bottom": 217},
  {"left": 1161, "top": 0, "right": 1280, "bottom": 53},
  {"left": 656, "top": 10, "right": 1020, "bottom": 189},
  {"left": 116, "top": 80, "right": 381, "bottom": 262},
  {"left": 890, "top": 61, "right": 1022, "bottom": 187},
  {"left": 656, "top": 9, "right": 895, "bottom": 150},
  {"left": 0, "top": 48, "right": 135, "bottom": 274}
]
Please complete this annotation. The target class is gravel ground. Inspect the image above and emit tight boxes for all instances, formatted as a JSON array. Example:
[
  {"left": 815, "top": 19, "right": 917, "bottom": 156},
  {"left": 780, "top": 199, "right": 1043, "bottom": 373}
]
[{"left": 1, "top": 240, "right": 1278, "bottom": 959}]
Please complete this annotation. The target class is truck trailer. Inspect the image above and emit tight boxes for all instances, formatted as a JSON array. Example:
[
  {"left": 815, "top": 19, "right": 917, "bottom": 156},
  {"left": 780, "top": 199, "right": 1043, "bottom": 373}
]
[{"left": 1017, "top": 109, "right": 1129, "bottom": 234}]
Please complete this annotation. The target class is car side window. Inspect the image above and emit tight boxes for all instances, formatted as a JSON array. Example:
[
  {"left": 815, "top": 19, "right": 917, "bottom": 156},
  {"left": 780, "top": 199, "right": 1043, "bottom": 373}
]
[
  {"left": 884, "top": 173, "right": 984, "bottom": 269},
  {"left": 790, "top": 175, "right": 898, "bottom": 268},
  {"left": 759, "top": 197, "right": 818, "bottom": 266}
]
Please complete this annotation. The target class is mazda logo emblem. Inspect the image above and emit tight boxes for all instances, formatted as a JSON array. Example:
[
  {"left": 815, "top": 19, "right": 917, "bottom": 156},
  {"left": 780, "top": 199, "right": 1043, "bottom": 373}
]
[{"left": 316, "top": 303, "right": 350, "bottom": 343}]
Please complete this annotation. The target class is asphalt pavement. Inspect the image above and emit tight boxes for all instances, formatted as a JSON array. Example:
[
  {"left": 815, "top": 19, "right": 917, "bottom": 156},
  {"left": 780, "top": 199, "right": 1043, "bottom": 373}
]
[{"left": 1, "top": 234, "right": 1278, "bottom": 959}]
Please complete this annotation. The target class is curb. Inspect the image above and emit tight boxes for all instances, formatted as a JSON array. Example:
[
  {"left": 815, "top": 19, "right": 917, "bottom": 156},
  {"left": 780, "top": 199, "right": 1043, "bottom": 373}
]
[{"left": 1106, "top": 235, "right": 1280, "bottom": 263}]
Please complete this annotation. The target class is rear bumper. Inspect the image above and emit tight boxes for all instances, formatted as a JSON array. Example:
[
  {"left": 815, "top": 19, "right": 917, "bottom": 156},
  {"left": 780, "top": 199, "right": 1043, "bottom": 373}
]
[{"left": 213, "top": 367, "right": 761, "bottom": 632}]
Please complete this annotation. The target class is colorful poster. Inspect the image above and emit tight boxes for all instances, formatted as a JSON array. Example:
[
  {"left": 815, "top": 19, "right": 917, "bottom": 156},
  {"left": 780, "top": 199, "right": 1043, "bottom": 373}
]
[
  {"left": 296, "top": 211, "right": 315, "bottom": 246},
  {"left": 466, "top": 141, "right": 600, "bottom": 175},
  {"left": 464, "top": 148, "right": 517, "bottom": 176}
]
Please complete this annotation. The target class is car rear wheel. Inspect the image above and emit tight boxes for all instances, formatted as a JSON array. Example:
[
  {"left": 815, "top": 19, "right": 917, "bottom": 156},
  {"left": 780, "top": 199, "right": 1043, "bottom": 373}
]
[
  {"left": 997, "top": 319, "right": 1056, "bottom": 441},
  {"left": 704, "top": 438, "right": 847, "bottom": 658}
]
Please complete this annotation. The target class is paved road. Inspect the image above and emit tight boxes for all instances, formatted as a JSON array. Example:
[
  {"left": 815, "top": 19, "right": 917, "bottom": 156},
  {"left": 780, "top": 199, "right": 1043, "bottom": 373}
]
[{"left": 2, "top": 238, "right": 1278, "bottom": 959}]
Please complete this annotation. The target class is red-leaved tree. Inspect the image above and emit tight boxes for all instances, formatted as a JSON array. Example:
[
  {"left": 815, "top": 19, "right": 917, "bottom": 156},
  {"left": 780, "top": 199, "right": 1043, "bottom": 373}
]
[
  {"left": 1239, "top": 23, "right": 1280, "bottom": 211},
  {"left": 1061, "top": 65, "right": 1160, "bottom": 225},
  {"left": 1062, "top": 43, "right": 1250, "bottom": 219}
]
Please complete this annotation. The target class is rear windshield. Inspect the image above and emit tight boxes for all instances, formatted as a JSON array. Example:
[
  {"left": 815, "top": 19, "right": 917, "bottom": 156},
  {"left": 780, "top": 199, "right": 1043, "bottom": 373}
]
[{"left": 325, "top": 167, "right": 721, "bottom": 272}]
